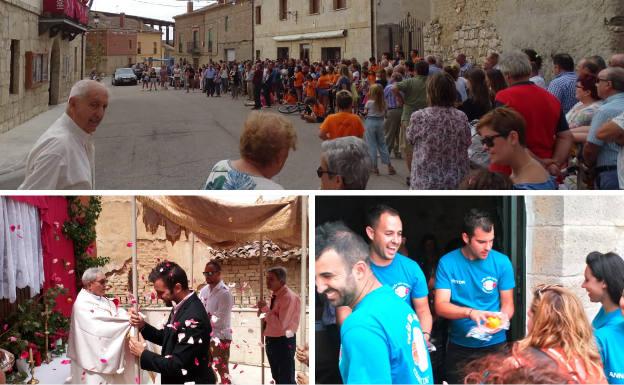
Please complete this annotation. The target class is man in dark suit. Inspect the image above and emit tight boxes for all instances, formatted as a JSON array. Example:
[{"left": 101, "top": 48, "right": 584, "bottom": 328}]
[{"left": 128, "top": 261, "right": 216, "bottom": 384}]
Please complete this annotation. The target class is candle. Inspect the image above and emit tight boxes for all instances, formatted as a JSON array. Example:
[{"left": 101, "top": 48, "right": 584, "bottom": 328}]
[{"left": 29, "top": 347, "right": 33, "bottom": 362}]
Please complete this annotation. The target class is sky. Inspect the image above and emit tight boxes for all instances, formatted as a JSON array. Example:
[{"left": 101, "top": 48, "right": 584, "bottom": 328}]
[{"left": 91, "top": 0, "right": 216, "bottom": 22}]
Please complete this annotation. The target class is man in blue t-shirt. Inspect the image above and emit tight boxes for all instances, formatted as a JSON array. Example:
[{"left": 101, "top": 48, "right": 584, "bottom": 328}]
[
  {"left": 434, "top": 209, "right": 515, "bottom": 384},
  {"left": 364, "top": 204, "right": 432, "bottom": 342},
  {"left": 316, "top": 222, "right": 434, "bottom": 384}
]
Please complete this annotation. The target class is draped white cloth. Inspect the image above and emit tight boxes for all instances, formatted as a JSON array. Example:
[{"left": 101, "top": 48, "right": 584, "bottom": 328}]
[
  {"left": 67, "top": 289, "right": 136, "bottom": 384},
  {"left": 0, "top": 197, "right": 44, "bottom": 302}
]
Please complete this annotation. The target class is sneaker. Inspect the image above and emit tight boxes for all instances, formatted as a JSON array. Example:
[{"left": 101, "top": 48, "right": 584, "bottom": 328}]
[{"left": 388, "top": 165, "right": 396, "bottom": 175}]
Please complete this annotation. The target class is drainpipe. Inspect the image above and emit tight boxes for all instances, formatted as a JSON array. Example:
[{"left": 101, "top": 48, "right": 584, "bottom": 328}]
[
  {"left": 251, "top": 0, "right": 255, "bottom": 61},
  {"left": 370, "top": 0, "right": 375, "bottom": 59}
]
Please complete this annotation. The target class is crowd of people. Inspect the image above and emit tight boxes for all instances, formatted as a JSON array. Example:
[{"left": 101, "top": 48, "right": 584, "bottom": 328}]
[
  {"left": 16, "top": 49, "right": 624, "bottom": 190},
  {"left": 191, "top": 49, "right": 624, "bottom": 190},
  {"left": 315, "top": 206, "right": 624, "bottom": 384}
]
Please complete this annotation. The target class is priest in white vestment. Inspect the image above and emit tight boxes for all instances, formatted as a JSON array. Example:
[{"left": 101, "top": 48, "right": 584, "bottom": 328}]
[{"left": 67, "top": 268, "right": 137, "bottom": 384}]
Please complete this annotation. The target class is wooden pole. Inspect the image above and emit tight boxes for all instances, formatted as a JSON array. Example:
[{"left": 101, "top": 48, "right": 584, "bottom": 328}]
[
  {"left": 131, "top": 197, "right": 140, "bottom": 384},
  {"left": 299, "top": 197, "right": 307, "bottom": 348}
]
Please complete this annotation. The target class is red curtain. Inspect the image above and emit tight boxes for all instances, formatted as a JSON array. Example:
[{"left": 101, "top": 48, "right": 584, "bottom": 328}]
[{"left": 8, "top": 197, "right": 76, "bottom": 317}]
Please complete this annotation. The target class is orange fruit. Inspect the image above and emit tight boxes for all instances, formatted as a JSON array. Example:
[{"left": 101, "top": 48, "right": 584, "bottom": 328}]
[{"left": 485, "top": 316, "right": 501, "bottom": 329}]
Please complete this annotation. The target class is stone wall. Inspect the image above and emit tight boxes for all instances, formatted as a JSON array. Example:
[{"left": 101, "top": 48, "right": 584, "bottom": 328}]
[
  {"left": 254, "top": 0, "right": 373, "bottom": 61},
  {"left": 424, "top": 0, "right": 623, "bottom": 80},
  {"left": 0, "top": 1, "right": 84, "bottom": 133},
  {"left": 526, "top": 196, "right": 624, "bottom": 321}
]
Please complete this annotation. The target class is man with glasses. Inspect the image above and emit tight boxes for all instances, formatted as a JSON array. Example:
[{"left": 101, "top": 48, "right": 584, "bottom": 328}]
[
  {"left": 584, "top": 66, "right": 624, "bottom": 189},
  {"left": 67, "top": 268, "right": 135, "bottom": 384},
  {"left": 199, "top": 261, "right": 234, "bottom": 384},
  {"left": 319, "top": 136, "right": 371, "bottom": 189},
  {"left": 434, "top": 209, "right": 515, "bottom": 384},
  {"left": 494, "top": 51, "right": 573, "bottom": 177}
]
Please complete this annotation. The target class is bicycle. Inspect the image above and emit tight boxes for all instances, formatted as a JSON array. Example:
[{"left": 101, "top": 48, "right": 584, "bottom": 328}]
[{"left": 278, "top": 102, "right": 308, "bottom": 114}]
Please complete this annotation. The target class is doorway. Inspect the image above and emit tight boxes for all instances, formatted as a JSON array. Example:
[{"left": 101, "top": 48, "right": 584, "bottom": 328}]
[
  {"left": 49, "top": 38, "right": 61, "bottom": 105},
  {"left": 315, "top": 195, "right": 526, "bottom": 341}
]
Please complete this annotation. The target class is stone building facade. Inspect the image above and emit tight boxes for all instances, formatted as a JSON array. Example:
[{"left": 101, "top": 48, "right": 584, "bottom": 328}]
[
  {"left": 253, "top": 0, "right": 373, "bottom": 62},
  {"left": 94, "top": 196, "right": 309, "bottom": 367},
  {"left": 423, "top": 0, "right": 624, "bottom": 80},
  {"left": 0, "top": 0, "right": 86, "bottom": 133},
  {"left": 173, "top": 0, "right": 253, "bottom": 67}
]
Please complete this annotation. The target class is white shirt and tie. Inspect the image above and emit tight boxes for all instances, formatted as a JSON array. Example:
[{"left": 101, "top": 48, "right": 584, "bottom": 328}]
[
  {"left": 19, "top": 113, "right": 95, "bottom": 190},
  {"left": 199, "top": 281, "right": 234, "bottom": 340}
]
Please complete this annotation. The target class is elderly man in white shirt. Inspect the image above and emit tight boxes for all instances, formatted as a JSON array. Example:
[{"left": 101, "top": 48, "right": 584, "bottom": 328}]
[
  {"left": 19, "top": 79, "right": 109, "bottom": 190},
  {"left": 199, "top": 261, "right": 234, "bottom": 384},
  {"left": 67, "top": 268, "right": 135, "bottom": 384}
]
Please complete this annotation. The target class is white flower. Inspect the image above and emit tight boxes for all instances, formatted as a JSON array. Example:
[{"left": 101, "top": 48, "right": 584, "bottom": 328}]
[
  {"left": 178, "top": 333, "right": 186, "bottom": 342},
  {"left": 187, "top": 336, "right": 194, "bottom": 344},
  {"left": 181, "top": 369, "right": 188, "bottom": 375}
]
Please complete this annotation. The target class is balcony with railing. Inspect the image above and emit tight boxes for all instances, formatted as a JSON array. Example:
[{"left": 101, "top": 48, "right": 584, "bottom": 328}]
[
  {"left": 186, "top": 41, "right": 201, "bottom": 56},
  {"left": 40, "top": 0, "right": 90, "bottom": 40}
]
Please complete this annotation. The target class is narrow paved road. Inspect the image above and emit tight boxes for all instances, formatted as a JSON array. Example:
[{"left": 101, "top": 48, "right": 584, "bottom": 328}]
[{"left": 95, "top": 81, "right": 409, "bottom": 189}]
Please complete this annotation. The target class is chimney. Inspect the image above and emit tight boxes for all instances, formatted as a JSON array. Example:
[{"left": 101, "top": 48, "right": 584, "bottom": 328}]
[
  {"left": 120, "top": 12, "right": 125, "bottom": 28},
  {"left": 187, "top": 1, "right": 193, "bottom": 13}
]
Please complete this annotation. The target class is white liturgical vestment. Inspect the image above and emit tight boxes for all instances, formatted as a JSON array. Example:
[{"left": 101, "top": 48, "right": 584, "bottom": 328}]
[{"left": 67, "top": 289, "right": 135, "bottom": 384}]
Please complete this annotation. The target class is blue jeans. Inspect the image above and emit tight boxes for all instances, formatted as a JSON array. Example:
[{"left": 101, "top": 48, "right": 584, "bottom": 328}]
[
  {"left": 597, "top": 169, "right": 619, "bottom": 190},
  {"left": 365, "top": 116, "right": 391, "bottom": 168}
]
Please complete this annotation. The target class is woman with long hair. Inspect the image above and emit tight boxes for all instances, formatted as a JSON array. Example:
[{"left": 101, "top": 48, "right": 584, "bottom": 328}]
[
  {"left": 513, "top": 284, "right": 607, "bottom": 383},
  {"left": 485, "top": 69, "right": 508, "bottom": 104},
  {"left": 582, "top": 251, "right": 624, "bottom": 383},
  {"left": 364, "top": 84, "right": 395, "bottom": 175},
  {"left": 460, "top": 68, "right": 493, "bottom": 121}
]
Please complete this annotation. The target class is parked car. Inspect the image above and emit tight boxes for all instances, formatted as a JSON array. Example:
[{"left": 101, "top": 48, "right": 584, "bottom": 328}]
[{"left": 112, "top": 68, "right": 138, "bottom": 86}]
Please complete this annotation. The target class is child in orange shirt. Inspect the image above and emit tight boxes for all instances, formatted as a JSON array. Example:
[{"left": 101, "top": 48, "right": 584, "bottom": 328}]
[
  {"left": 304, "top": 74, "right": 317, "bottom": 99},
  {"left": 319, "top": 90, "right": 364, "bottom": 140},
  {"left": 301, "top": 97, "right": 326, "bottom": 123},
  {"left": 293, "top": 66, "right": 304, "bottom": 102},
  {"left": 283, "top": 88, "right": 298, "bottom": 105}
]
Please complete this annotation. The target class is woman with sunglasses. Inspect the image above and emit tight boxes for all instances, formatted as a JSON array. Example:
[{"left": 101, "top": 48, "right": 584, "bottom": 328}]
[
  {"left": 567, "top": 74, "right": 603, "bottom": 144},
  {"left": 582, "top": 252, "right": 624, "bottom": 383},
  {"left": 476, "top": 107, "right": 557, "bottom": 189},
  {"left": 512, "top": 284, "right": 607, "bottom": 383}
]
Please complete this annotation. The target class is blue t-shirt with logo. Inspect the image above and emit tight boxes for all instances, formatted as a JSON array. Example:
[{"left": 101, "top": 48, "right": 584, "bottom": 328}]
[
  {"left": 435, "top": 248, "right": 515, "bottom": 348},
  {"left": 593, "top": 306, "right": 624, "bottom": 383},
  {"left": 340, "top": 285, "right": 434, "bottom": 384},
  {"left": 371, "top": 252, "right": 429, "bottom": 306}
]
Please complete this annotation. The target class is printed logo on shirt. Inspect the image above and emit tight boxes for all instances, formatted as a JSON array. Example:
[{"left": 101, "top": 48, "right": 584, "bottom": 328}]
[
  {"left": 481, "top": 276, "right": 498, "bottom": 294},
  {"left": 609, "top": 371, "right": 624, "bottom": 380},
  {"left": 406, "top": 314, "right": 430, "bottom": 381},
  {"left": 393, "top": 283, "right": 411, "bottom": 299},
  {"left": 451, "top": 279, "right": 466, "bottom": 285}
]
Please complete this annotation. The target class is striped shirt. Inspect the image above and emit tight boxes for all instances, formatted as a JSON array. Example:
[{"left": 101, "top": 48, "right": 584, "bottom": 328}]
[
  {"left": 384, "top": 82, "right": 402, "bottom": 109},
  {"left": 547, "top": 72, "right": 577, "bottom": 115}
]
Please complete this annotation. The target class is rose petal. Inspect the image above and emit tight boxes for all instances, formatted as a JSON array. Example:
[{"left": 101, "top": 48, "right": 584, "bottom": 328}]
[
  {"left": 181, "top": 369, "right": 188, "bottom": 375},
  {"left": 100, "top": 358, "right": 108, "bottom": 363},
  {"left": 61, "top": 359, "right": 71, "bottom": 365},
  {"left": 8, "top": 336, "right": 17, "bottom": 342},
  {"left": 20, "top": 351, "right": 28, "bottom": 360},
  {"left": 194, "top": 357, "right": 199, "bottom": 366},
  {"left": 9, "top": 225, "right": 16, "bottom": 232},
  {"left": 127, "top": 242, "right": 133, "bottom": 247}
]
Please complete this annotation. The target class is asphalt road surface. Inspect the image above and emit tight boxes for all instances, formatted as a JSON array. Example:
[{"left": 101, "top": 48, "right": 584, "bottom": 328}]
[{"left": 95, "top": 81, "right": 409, "bottom": 190}]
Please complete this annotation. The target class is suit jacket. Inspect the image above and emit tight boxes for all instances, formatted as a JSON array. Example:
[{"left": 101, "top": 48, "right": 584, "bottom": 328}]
[{"left": 140, "top": 293, "right": 216, "bottom": 384}]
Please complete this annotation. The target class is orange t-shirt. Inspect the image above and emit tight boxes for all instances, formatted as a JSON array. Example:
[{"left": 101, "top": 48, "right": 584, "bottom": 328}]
[
  {"left": 294, "top": 72, "right": 304, "bottom": 88},
  {"left": 305, "top": 80, "right": 317, "bottom": 97},
  {"left": 284, "top": 93, "right": 297, "bottom": 104},
  {"left": 368, "top": 65, "right": 379, "bottom": 83},
  {"left": 312, "top": 103, "right": 325, "bottom": 118},
  {"left": 317, "top": 75, "right": 332, "bottom": 90},
  {"left": 319, "top": 112, "right": 364, "bottom": 140},
  {"left": 331, "top": 74, "right": 340, "bottom": 85}
]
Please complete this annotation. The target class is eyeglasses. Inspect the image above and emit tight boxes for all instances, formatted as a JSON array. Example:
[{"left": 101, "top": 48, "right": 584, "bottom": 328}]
[
  {"left": 95, "top": 279, "right": 107, "bottom": 285},
  {"left": 597, "top": 78, "right": 610, "bottom": 83},
  {"left": 316, "top": 166, "right": 336, "bottom": 178},
  {"left": 481, "top": 134, "right": 506, "bottom": 148},
  {"left": 203, "top": 271, "right": 217, "bottom": 276}
]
